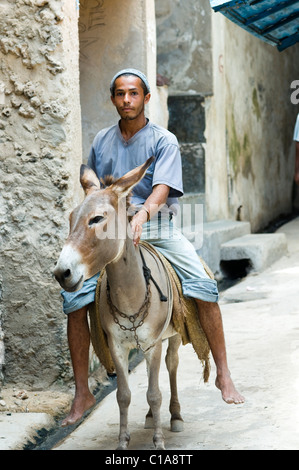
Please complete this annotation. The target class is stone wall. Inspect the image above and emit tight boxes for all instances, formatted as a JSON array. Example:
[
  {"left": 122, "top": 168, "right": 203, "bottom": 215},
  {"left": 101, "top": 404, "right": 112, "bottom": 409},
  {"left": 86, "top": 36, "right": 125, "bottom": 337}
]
[
  {"left": 156, "top": 0, "right": 213, "bottom": 95},
  {"left": 0, "top": 0, "right": 82, "bottom": 387},
  {"left": 168, "top": 95, "right": 206, "bottom": 194}
]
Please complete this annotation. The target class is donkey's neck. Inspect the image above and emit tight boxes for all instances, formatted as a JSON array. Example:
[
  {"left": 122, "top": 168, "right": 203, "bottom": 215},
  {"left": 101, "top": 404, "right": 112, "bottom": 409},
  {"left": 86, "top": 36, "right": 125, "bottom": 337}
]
[{"left": 105, "top": 237, "right": 146, "bottom": 314}]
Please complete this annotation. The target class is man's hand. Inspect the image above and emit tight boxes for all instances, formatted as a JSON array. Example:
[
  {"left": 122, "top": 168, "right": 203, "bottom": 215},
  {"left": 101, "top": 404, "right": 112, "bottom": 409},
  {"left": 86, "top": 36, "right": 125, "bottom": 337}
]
[
  {"left": 131, "top": 209, "right": 148, "bottom": 246},
  {"left": 130, "top": 184, "right": 170, "bottom": 246}
]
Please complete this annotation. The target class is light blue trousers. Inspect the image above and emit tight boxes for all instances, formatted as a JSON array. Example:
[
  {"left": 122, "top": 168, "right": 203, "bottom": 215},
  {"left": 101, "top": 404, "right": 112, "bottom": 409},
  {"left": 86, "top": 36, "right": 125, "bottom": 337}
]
[{"left": 61, "top": 218, "right": 218, "bottom": 314}]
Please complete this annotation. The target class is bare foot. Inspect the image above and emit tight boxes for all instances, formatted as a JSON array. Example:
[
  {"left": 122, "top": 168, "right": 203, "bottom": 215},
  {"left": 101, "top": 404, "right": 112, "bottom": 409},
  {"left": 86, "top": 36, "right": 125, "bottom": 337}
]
[
  {"left": 215, "top": 373, "right": 245, "bottom": 405},
  {"left": 62, "top": 391, "right": 96, "bottom": 426}
]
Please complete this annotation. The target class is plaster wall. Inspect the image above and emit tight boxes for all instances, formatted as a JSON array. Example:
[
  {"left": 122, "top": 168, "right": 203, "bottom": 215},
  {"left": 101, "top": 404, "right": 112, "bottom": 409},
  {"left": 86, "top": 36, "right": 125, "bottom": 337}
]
[
  {"left": 0, "top": 0, "right": 164, "bottom": 389},
  {"left": 204, "top": 12, "right": 228, "bottom": 221},
  {"left": 205, "top": 13, "right": 299, "bottom": 231},
  {"left": 156, "top": 1, "right": 299, "bottom": 231},
  {"left": 0, "top": 0, "right": 82, "bottom": 387}
]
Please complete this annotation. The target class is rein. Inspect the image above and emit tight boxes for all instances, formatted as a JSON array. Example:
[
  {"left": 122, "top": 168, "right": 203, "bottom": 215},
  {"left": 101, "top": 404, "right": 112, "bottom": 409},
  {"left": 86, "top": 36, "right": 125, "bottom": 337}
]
[{"left": 106, "top": 247, "right": 168, "bottom": 352}]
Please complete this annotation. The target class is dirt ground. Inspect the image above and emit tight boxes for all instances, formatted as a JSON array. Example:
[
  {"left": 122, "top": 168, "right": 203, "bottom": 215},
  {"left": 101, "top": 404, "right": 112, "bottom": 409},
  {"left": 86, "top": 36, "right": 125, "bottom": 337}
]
[
  {"left": 0, "top": 386, "right": 72, "bottom": 418},
  {"left": 0, "top": 361, "right": 109, "bottom": 421}
]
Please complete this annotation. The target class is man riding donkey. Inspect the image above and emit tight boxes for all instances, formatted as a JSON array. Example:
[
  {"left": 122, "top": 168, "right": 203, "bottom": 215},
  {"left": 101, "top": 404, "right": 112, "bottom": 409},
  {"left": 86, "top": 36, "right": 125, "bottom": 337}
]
[{"left": 59, "top": 68, "right": 245, "bottom": 427}]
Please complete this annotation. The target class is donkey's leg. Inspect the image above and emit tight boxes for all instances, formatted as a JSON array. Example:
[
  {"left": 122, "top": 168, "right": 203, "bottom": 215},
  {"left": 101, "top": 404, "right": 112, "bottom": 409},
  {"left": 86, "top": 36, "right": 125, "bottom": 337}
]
[
  {"left": 109, "top": 342, "right": 131, "bottom": 450},
  {"left": 165, "top": 334, "right": 184, "bottom": 432},
  {"left": 144, "top": 406, "right": 154, "bottom": 429},
  {"left": 145, "top": 341, "right": 165, "bottom": 450}
]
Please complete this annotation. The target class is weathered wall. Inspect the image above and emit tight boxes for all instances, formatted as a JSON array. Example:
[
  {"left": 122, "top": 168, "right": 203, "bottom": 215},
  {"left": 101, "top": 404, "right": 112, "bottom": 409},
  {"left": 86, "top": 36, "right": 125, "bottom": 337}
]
[
  {"left": 155, "top": 0, "right": 212, "bottom": 205},
  {"left": 79, "top": 0, "right": 167, "bottom": 161},
  {"left": 0, "top": 0, "right": 165, "bottom": 389},
  {"left": 204, "top": 12, "right": 230, "bottom": 221},
  {"left": 205, "top": 12, "right": 299, "bottom": 231},
  {"left": 156, "top": 2, "right": 299, "bottom": 231},
  {"left": 0, "top": 0, "right": 82, "bottom": 387},
  {"left": 155, "top": 0, "right": 212, "bottom": 95},
  {"left": 225, "top": 23, "right": 299, "bottom": 231}
]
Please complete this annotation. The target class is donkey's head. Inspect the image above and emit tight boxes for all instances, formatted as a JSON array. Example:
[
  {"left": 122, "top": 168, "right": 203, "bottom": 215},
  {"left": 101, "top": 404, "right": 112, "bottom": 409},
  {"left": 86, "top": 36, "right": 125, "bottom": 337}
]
[{"left": 54, "top": 156, "right": 154, "bottom": 292}]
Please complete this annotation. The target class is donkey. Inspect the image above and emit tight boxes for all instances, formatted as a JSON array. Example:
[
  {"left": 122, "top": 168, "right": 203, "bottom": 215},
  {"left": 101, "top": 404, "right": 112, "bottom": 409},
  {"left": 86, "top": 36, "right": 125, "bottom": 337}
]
[{"left": 54, "top": 157, "right": 184, "bottom": 450}]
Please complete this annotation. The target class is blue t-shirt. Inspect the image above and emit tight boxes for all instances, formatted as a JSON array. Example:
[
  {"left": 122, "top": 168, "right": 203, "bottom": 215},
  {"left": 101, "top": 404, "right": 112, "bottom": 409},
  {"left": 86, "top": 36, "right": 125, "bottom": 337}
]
[
  {"left": 294, "top": 114, "right": 299, "bottom": 142},
  {"left": 87, "top": 120, "right": 184, "bottom": 207}
]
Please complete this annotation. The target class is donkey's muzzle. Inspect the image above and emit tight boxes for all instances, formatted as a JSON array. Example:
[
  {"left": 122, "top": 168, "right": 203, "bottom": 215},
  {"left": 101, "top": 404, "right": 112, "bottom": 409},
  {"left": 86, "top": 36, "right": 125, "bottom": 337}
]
[{"left": 53, "top": 266, "right": 84, "bottom": 292}]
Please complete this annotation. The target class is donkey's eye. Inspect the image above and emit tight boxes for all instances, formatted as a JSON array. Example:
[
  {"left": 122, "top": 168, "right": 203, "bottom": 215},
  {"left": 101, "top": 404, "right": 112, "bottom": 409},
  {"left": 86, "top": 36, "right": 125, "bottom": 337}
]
[{"left": 88, "top": 215, "right": 105, "bottom": 226}]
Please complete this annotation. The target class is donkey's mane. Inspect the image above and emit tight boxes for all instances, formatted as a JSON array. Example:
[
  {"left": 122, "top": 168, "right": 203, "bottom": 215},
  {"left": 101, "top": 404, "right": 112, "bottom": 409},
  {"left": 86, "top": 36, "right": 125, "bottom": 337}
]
[{"left": 100, "top": 175, "right": 116, "bottom": 187}]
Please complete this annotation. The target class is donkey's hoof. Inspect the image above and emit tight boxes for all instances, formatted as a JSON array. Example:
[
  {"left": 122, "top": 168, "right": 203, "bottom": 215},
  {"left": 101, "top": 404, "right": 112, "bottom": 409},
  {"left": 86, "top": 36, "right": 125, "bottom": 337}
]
[
  {"left": 155, "top": 443, "right": 165, "bottom": 450},
  {"left": 116, "top": 441, "right": 129, "bottom": 450},
  {"left": 144, "top": 416, "right": 154, "bottom": 429},
  {"left": 116, "top": 432, "right": 130, "bottom": 450},
  {"left": 154, "top": 438, "right": 165, "bottom": 450},
  {"left": 171, "top": 418, "right": 184, "bottom": 432}
]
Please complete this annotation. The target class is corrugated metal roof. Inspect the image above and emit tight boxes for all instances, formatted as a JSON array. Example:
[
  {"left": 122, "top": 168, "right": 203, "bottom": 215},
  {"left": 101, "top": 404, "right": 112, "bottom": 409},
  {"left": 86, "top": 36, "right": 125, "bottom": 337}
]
[{"left": 210, "top": 0, "right": 299, "bottom": 51}]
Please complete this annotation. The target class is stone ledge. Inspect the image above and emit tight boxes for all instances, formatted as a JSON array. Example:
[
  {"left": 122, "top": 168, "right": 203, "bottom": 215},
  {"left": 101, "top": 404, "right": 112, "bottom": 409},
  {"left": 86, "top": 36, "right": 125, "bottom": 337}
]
[
  {"left": 220, "top": 233, "right": 288, "bottom": 273},
  {"left": 197, "top": 219, "right": 251, "bottom": 275}
]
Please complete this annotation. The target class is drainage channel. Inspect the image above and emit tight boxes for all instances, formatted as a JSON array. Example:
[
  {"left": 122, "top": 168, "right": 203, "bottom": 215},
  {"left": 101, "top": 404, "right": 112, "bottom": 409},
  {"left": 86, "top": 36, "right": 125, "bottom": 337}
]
[{"left": 218, "top": 210, "right": 299, "bottom": 289}]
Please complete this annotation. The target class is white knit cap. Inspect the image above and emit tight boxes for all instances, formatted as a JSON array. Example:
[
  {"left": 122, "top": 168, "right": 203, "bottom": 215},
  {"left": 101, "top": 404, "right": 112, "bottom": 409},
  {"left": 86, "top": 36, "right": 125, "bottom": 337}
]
[{"left": 110, "top": 68, "right": 150, "bottom": 95}]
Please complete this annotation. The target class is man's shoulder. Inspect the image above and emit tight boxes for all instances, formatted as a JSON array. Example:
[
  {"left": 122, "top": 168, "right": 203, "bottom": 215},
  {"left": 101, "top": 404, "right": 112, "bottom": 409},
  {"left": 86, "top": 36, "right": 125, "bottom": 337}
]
[
  {"left": 147, "top": 121, "right": 178, "bottom": 145},
  {"left": 93, "top": 124, "right": 118, "bottom": 146},
  {"left": 294, "top": 113, "right": 299, "bottom": 142}
]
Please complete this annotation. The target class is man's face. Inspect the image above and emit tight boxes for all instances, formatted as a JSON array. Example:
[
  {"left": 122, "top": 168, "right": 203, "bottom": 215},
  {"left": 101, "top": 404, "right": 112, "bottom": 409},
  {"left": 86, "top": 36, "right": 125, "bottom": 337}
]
[{"left": 111, "top": 75, "right": 150, "bottom": 121}]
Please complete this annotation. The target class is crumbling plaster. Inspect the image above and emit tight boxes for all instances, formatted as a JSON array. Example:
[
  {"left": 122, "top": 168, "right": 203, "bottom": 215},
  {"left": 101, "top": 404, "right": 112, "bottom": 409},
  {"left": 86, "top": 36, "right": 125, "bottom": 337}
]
[
  {"left": 0, "top": 0, "right": 165, "bottom": 389},
  {"left": 0, "top": 0, "right": 82, "bottom": 387}
]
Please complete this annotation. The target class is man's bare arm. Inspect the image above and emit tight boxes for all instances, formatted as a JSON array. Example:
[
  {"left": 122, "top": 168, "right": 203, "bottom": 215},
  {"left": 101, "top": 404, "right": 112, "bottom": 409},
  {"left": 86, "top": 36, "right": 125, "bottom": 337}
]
[
  {"left": 131, "top": 184, "right": 170, "bottom": 246},
  {"left": 295, "top": 142, "right": 299, "bottom": 185}
]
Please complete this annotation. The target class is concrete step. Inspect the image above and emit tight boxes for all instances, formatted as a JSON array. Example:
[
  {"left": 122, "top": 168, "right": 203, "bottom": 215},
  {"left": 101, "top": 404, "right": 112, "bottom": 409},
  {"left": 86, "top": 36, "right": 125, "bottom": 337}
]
[
  {"left": 179, "top": 192, "right": 206, "bottom": 220},
  {"left": 182, "top": 217, "right": 287, "bottom": 278},
  {"left": 196, "top": 219, "right": 251, "bottom": 275},
  {"left": 220, "top": 233, "right": 288, "bottom": 277}
]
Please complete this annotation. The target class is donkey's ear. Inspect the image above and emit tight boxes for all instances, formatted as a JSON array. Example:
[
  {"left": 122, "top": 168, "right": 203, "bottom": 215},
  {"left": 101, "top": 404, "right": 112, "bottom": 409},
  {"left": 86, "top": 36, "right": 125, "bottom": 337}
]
[
  {"left": 110, "top": 156, "right": 155, "bottom": 198},
  {"left": 80, "top": 164, "right": 101, "bottom": 195}
]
